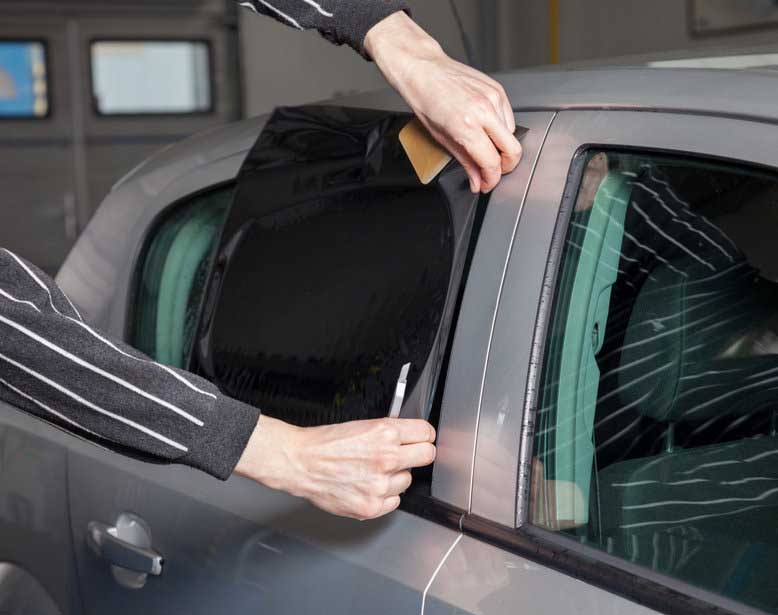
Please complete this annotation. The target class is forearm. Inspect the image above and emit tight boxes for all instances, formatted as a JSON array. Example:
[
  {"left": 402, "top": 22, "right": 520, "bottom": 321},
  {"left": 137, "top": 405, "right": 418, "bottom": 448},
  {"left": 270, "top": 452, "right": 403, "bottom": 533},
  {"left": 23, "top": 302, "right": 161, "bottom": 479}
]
[
  {"left": 234, "top": 0, "right": 409, "bottom": 57},
  {"left": 0, "top": 248, "right": 259, "bottom": 479}
]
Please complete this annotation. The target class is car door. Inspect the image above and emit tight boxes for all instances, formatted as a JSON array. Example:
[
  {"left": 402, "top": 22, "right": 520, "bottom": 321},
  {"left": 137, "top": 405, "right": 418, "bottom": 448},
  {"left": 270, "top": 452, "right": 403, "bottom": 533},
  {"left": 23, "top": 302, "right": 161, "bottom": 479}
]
[
  {"left": 425, "top": 110, "right": 778, "bottom": 615},
  {"left": 63, "top": 108, "right": 554, "bottom": 614},
  {"left": 0, "top": 403, "right": 81, "bottom": 615}
]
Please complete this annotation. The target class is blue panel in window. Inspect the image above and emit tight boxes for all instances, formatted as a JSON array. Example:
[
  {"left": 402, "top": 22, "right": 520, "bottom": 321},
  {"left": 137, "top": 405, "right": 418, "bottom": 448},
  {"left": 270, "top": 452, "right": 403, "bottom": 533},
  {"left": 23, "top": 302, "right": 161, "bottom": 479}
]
[{"left": 0, "top": 41, "right": 48, "bottom": 118}]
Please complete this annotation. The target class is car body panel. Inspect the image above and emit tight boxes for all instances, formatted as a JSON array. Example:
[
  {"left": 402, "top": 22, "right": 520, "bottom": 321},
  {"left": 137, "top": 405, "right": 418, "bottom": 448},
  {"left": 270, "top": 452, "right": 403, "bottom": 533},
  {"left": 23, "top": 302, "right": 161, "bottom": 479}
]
[
  {"left": 425, "top": 535, "right": 660, "bottom": 615},
  {"left": 65, "top": 436, "right": 461, "bottom": 614},
  {"left": 0, "top": 402, "right": 83, "bottom": 615},
  {"left": 433, "top": 111, "right": 555, "bottom": 510}
]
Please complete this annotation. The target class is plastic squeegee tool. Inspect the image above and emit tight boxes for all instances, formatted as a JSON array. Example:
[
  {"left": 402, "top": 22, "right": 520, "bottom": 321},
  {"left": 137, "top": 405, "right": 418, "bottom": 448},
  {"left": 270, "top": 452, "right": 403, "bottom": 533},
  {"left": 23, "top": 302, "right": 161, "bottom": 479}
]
[
  {"left": 388, "top": 362, "right": 412, "bottom": 419},
  {"left": 400, "top": 119, "right": 452, "bottom": 185},
  {"left": 400, "top": 118, "right": 530, "bottom": 185}
]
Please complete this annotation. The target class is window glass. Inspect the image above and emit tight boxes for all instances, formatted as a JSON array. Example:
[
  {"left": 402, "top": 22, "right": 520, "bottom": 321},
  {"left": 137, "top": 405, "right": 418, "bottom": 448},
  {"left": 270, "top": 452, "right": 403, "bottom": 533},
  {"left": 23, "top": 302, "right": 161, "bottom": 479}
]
[
  {"left": 203, "top": 186, "right": 455, "bottom": 427},
  {"left": 91, "top": 41, "right": 211, "bottom": 115},
  {"left": 131, "top": 185, "right": 232, "bottom": 368},
  {"left": 531, "top": 150, "right": 778, "bottom": 612},
  {"left": 0, "top": 41, "right": 48, "bottom": 118}
]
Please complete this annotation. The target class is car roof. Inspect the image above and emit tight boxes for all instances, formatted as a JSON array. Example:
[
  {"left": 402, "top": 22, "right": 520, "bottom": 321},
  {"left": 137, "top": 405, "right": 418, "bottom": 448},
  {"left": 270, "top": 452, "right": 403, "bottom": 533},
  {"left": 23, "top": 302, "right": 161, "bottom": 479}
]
[
  {"left": 118, "top": 66, "right": 778, "bottom": 191},
  {"left": 342, "top": 66, "right": 778, "bottom": 122}
]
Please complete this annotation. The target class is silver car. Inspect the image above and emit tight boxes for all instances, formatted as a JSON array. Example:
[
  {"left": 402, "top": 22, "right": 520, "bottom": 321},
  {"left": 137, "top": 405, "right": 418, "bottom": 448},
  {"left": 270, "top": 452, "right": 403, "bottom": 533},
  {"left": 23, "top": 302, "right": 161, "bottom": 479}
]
[{"left": 3, "top": 65, "right": 778, "bottom": 615}]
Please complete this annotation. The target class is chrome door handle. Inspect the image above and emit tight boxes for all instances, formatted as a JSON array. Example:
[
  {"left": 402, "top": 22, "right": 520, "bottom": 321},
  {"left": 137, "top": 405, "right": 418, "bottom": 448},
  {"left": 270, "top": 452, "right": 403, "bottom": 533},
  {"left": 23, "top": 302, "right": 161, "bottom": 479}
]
[{"left": 87, "top": 513, "right": 163, "bottom": 588}]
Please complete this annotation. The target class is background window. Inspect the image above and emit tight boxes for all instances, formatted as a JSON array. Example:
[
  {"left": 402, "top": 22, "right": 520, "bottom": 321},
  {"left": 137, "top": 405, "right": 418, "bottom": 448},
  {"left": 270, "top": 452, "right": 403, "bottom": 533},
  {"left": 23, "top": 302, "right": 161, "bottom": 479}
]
[
  {"left": 531, "top": 150, "right": 778, "bottom": 613},
  {"left": 130, "top": 185, "right": 232, "bottom": 368},
  {"left": 91, "top": 40, "right": 211, "bottom": 115},
  {"left": 0, "top": 41, "right": 48, "bottom": 118}
]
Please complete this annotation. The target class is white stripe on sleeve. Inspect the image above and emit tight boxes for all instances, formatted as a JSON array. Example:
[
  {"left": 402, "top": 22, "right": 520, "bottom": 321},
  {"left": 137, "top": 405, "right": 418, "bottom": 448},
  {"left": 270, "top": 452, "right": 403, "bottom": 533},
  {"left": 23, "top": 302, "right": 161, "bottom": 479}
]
[
  {"left": 239, "top": 0, "right": 304, "bottom": 29},
  {"left": 0, "top": 351, "right": 187, "bottom": 451},
  {"left": 0, "top": 314, "right": 205, "bottom": 427}
]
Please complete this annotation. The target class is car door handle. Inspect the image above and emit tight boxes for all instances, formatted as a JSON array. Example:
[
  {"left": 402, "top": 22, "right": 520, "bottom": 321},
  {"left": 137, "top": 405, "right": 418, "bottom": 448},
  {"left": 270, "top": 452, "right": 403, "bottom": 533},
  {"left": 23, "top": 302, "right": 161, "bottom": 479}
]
[{"left": 87, "top": 515, "right": 163, "bottom": 576}]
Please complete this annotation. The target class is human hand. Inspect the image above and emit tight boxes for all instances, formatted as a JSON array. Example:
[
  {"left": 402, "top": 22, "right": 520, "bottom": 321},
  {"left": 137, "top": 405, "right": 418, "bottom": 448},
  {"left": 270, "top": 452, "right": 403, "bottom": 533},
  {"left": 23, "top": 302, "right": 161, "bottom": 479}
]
[
  {"left": 234, "top": 415, "right": 436, "bottom": 520},
  {"left": 364, "top": 11, "right": 521, "bottom": 194}
]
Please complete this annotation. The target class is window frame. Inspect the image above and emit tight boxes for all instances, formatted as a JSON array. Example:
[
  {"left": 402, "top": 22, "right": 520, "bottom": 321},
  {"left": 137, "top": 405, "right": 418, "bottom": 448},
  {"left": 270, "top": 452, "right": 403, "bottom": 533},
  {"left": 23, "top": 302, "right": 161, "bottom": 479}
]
[
  {"left": 464, "top": 109, "right": 778, "bottom": 615},
  {"left": 88, "top": 37, "right": 215, "bottom": 118},
  {"left": 0, "top": 38, "right": 52, "bottom": 120}
]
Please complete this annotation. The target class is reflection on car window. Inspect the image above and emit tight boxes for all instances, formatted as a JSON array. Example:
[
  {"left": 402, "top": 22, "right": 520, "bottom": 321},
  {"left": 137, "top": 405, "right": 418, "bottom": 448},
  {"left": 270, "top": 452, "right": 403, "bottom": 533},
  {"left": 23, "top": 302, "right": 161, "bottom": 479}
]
[
  {"left": 131, "top": 185, "right": 232, "bottom": 368},
  {"left": 531, "top": 150, "right": 778, "bottom": 613},
  {"left": 91, "top": 41, "right": 211, "bottom": 115},
  {"left": 0, "top": 41, "right": 48, "bottom": 118}
]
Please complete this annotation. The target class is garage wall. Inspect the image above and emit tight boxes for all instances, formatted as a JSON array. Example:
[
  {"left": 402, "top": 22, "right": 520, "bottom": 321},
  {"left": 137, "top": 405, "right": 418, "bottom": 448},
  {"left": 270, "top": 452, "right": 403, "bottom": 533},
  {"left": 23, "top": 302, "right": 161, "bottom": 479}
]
[
  {"left": 239, "top": 0, "right": 778, "bottom": 119},
  {"left": 238, "top": 0, "right": 483, "bottom": 117},
  {"left": 557, "top": 0, "right": 778, "bottom": 64},
  {"left": 493, "top": 0, "right": 778, "bottom": 69}
]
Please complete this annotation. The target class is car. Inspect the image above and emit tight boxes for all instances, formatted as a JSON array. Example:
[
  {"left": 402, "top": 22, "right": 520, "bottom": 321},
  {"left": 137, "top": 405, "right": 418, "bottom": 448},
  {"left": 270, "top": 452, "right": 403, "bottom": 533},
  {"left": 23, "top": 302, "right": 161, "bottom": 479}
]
[{"left": 3, "top": 65, "right": 778, "bottom": 615}]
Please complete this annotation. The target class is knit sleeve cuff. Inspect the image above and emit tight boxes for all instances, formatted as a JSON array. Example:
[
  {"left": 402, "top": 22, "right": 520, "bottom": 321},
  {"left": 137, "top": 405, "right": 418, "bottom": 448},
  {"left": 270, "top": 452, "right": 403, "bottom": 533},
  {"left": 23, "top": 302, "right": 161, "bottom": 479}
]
[
  {"left": 181, "top": 396, "right": 261, "bottom": 480},
  {"left": 323, "top": 2, "right": 410, "bottom": 60}
]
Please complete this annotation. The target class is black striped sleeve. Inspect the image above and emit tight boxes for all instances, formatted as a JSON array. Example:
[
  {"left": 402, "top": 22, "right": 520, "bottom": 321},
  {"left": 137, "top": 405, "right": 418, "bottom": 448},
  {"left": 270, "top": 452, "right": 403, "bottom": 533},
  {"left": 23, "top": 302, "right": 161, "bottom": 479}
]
[
  {"left": 0, "top": 248, "right": 259, "bottom": 480},
  {"left": 234, "top": 0, "right": 410, "bottom": 58}
]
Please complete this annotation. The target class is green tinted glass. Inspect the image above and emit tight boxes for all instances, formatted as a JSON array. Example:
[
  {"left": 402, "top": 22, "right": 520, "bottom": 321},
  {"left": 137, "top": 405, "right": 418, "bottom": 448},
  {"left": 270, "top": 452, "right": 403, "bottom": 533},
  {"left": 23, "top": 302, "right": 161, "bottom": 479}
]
[
  {"left": 131, "top": 186, "right": 232, "bottom": 368},
  {"left": 532, "top": 151, "right": 778, "bottom": 612}
]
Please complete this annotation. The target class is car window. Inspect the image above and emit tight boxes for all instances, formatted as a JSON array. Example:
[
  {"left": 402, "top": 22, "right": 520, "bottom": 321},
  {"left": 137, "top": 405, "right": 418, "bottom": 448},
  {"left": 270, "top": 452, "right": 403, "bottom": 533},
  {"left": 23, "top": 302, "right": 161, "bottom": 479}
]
[
  {"left": 90, "top": 40, "right": 211, "bottom": 115},
  {"left": 202, "top": 185, "right": 455, "bottom": 427},
  {"left": 0, "top": 40, "right": 48, "bottom": 118},
  {"left": 130, "top": 185, "right": 232, "bottom": 368},
  {"left": 193, "top": 107, "right": 478, "bottom": 428},
  {"left": 530, "top": 149, "right": 778, "bottom": 613}
]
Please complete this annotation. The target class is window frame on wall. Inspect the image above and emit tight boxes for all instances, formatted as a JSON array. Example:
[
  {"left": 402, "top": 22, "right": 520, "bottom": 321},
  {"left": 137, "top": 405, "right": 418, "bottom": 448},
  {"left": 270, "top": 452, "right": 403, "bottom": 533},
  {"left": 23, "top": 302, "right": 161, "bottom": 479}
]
[
  {"left": 88, "top": 37, "right": 215, "bottom": 118},
  {"left": 0, "top": 38, "right": 51, "bottom": 120}
]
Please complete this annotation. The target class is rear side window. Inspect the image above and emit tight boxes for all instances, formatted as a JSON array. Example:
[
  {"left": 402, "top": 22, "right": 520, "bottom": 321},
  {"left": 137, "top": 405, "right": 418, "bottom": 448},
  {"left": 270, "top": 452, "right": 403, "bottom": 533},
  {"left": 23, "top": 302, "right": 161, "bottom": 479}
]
[
  {"left": 193, "top": 106, "right": 478, "bottom": 428},
  {"left": 0, "top": 41, "right": 48, "bottom": 118},
  {"left": 90, "top": 40, "right": 211, "bottom": 115},
  {"left": 130, "top": 185, "right": 232, "bottom": 368},
  {"left": 202, "top": 186, "right": 454, "bottom": 426},
  {"left": 531, "top": 150, "right": 778, "bottom": 612}
]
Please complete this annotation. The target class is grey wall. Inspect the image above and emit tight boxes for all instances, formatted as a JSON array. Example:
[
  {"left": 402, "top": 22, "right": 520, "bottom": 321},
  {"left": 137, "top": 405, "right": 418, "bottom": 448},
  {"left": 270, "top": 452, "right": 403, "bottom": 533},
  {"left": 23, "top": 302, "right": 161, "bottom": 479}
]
[
  {"left": 238, "top": 0, "right": 778, "bottom": 119},
  {"left": 555, "top": 0, "right": 778, "bottom": 65},
  {"left": 491, "top": 0, "right": 778, "bottom": 70},
  {"left": 238, "top": 0, "right": 483, "bottom": 117}
]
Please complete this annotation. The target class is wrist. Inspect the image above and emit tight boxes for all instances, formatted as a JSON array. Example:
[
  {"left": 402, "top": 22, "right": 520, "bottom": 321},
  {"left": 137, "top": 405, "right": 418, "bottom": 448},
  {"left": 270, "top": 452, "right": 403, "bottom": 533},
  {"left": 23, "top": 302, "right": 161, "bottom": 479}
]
[
  {"left": 364, "top": 11, "right": 443, "bottom": 84},
  {"left": 234, "top": 414, "right": 308, "bottom": 495}
]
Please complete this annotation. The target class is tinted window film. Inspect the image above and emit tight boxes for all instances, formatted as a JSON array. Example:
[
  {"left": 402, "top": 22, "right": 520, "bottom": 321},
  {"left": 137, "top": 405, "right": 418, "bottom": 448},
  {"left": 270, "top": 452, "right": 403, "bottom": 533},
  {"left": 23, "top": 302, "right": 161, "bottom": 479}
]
[
  {"left": 131, "top": 186, "right": 232, "bottom": 368},
  {"left": 91, "top": 41, "right": 211, "bottom": 115},
  {"left": 0, "top": 41, "right": 48, "bottom": 118},
  {"left": 531, "top": 150, "right": 778, "bottom": 613},
  {"left": 195, "top": 106, "right": 478, "bottom": 427}
]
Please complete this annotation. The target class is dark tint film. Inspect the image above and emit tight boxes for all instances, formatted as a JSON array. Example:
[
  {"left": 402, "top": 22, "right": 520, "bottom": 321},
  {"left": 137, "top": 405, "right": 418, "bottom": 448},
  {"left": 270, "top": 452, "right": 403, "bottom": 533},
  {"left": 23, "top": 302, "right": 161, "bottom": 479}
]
[{"left": 196, "top": 106, "right": 476, "bottom": 427}]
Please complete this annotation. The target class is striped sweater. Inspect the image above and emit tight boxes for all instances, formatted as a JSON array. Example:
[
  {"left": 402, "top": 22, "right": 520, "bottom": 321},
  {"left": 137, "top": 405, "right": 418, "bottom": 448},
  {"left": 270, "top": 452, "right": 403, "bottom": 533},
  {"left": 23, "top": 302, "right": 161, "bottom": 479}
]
[
  {"left": 0, "top": 1, "right": 410, "bottom": 480},
  {"left": 0, "top": 248, "right": 260, "bottom": 479},
  {"left": 235, "top": 0, "right": 410, "bottom": 57}
]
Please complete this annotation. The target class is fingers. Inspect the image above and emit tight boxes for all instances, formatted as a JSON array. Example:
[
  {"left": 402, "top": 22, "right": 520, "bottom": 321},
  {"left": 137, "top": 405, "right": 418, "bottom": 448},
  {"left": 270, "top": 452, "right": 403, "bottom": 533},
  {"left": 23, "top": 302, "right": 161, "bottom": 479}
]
[
  {"left": 455, "top": 94, "right": 521, "bottom": 193},
  {"left": 391, "top": 418, "right": 436, "bottom": 444},
  {"left": 482, "top": 111, "right": 522, "bottom": 175},
  {"left": 463, "top": 125, "right": 504, "bottom": 193},
  {"left": 376, "top": 495, "right": 401, "bottom": 518},
  {"left": 359, "top": 474, "right": 409, "bottom": 520},
  {"left": 397, "top": 441, "right": 437, "bottom": 470},
  {"left": 387, "top": 471, "right": 413, "bottom": 496}
]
